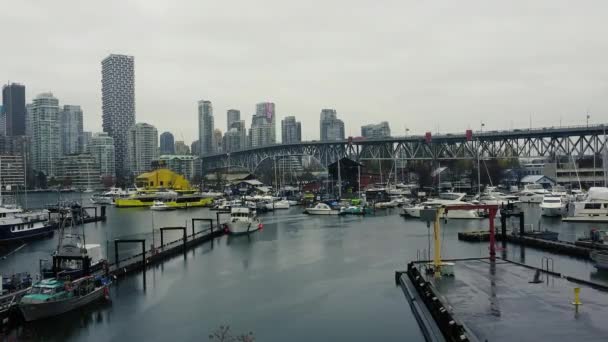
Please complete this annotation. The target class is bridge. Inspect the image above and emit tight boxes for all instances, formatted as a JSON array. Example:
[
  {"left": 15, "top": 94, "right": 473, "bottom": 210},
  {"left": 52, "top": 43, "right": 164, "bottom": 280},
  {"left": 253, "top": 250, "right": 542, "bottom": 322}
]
[{"left": 201, "top": 124, "right": 608, "bottom": 173}]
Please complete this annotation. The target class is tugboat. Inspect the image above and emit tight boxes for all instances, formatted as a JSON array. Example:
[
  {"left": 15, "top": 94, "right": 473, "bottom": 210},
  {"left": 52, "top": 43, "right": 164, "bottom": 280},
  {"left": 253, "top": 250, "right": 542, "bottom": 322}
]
[{"left": 224, "top": 207, "right": 262, "bottom": 235}]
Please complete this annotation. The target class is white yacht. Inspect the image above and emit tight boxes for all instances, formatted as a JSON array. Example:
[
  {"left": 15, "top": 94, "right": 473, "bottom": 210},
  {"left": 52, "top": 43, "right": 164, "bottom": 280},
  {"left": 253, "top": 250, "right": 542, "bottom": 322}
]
[
  {"left": 565, "top": 187, "right": 608, "bottom": 222},
  {"left": 265, "top": 200, "right": 290, "bottom": 210},
  {"left": 403, "top": 193, "right": 480, "bottom": 219},
  {"left": 518, "top": 184, "right": 549, "bottom": 203},
  {"left": 305, "top": 203, "right": 340, "bottom": 215},
  {"left": 540, "top": 194, "right": 567, "bottom": 217},
  {"left": 224, "top": 207, "right": 262, "bottom": 235},
  {"left": 90, "top": 187, "right": 137, "bottom": 204}
]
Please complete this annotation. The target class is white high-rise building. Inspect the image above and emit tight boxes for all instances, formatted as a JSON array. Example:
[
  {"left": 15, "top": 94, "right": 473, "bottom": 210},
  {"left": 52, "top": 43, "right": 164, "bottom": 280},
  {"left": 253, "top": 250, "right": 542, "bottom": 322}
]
[
  {"left": 198, "top": 100, "right": 214, "bottom": 155},
  {"left": 250, "top": 102, "right": 276, "bottom": 147},
  {"left": 30, "top": 92, "right": 61, "bottom": 177},
  {"left": 60, "top": 105, "right": 83, "bottom": 155},
  {"left": 361, "top": 121, "right": 391, "bottom": 139},
  {"left": 281, "top": 116, "right": 302, "bottom": 143},
  {"left": 128, "top": 123, "right": 158, "bottom": 176},
  {"left": 320, "top": 109, "right": 345, "bottom": 141},
  {"left": 102, "top": 54, "right": 135, "bottom": 180},
  {"left": 87, "top": 132, "right": 116, "bottom": 180}
]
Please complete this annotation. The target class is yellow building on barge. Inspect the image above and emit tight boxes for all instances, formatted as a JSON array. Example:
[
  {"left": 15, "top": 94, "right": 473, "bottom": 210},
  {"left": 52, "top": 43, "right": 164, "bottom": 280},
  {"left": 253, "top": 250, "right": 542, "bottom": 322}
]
[{"left": 114, "top": 169, "right": 213, "bottom": 208}]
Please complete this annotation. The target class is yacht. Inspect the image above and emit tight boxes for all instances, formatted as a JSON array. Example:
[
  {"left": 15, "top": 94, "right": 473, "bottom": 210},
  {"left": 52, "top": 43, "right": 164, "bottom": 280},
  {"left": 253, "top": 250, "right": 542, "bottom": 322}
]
[
  {"left": 518, "top": 184, "right": 549, "bottom": 203},
  {"left": 403, "top": 193, "right": 481, "bottom": 219},
  {"left": 224, "top": 207, "right": 262, "bottom": 235},
  {"left": 265, "top": 200, "right": 290, "bottom": 210},
  {"left": 565, "top": 187, "right": 608, "bottom": 222},
  {"left": 540, "top": 194, "right": 567, "bottom": 217},
  {"left": 0, "top": 206, "right": 54, "bottom": 243},
  {"left": 305, "top": 202, "right": 340, "bottom": 215}
]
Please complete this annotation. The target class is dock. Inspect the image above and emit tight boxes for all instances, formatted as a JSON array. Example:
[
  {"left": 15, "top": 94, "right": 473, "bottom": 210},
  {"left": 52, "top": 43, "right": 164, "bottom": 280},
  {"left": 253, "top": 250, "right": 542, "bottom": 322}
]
[
  {"left": 397, "top": 258, "right": 608, "bottom": 342},
  {"left": 457, "top": 231, "right": 593, "bottom": 259},
  {"left": 1, "top": 215, "right": 228, "bottom": 327}
]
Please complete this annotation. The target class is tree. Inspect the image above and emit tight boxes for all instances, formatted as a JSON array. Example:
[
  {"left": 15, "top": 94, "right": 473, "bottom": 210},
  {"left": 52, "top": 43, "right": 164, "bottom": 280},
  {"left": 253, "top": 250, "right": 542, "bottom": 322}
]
[{"left": 35, "top": 171, "right": 47, "bottom": 189}]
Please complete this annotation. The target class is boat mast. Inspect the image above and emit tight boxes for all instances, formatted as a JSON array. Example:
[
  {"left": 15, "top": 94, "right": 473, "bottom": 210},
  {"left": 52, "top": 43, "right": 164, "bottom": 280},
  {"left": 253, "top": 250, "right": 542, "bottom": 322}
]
[{"left": 337, "top": 157, "right": 342, "bottom": 199}]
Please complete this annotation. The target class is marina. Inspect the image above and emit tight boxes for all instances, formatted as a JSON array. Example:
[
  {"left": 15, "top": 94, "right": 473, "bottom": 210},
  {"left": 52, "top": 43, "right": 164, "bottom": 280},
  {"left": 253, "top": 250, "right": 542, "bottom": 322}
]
[{"left": 0, "top": 190, "right": 607, "bottom": 340}]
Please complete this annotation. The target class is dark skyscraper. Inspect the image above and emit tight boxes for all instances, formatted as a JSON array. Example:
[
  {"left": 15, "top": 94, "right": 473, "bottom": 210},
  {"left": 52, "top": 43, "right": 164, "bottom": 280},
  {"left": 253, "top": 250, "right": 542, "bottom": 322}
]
[
  {"left": 102, "top": 54, "right": 135, "bottom": 181},
  {"left": 227, "top": 109, "right": 240, "bottom": 131},
  {"left": 160, "top": 131, "right": 175, "bottom": 155},
  {"left": 2, "top": 83, "right": 26, "bottom": 136}
]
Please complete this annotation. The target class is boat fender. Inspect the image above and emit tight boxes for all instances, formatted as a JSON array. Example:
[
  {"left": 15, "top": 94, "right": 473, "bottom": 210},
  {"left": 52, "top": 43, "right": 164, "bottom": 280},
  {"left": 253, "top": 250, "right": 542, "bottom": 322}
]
[
  {"left": 258, "top": 223, "right": 264, "bottom": 230},
  {"left": 104, "top": 286, "right": 110, "bottom": 300}
]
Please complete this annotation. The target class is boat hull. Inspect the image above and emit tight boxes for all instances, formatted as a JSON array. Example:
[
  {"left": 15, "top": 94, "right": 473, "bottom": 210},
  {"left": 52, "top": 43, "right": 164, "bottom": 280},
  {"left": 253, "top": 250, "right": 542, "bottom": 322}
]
[
  {"left": 0, "top": 222, "right": 56, "bottom": 243},
  {"left": 19, "top": 285, "right": 107, "bottom": 322},
  {"left": 226, "top": 221, "right": 260, "bottom": 235},
  {"left": 541, "top": 206, "right": 566, "bottom": 217},
  {"left": 403, "top": 207, "right": 480, "bottom": 219},
  {"left": 305, "top": 209, "right": 339, "bottom": 215}
]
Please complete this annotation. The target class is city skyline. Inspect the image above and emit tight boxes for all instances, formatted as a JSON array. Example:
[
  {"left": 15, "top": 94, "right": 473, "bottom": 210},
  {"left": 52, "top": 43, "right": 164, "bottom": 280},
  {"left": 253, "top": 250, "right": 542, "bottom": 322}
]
[{"left": 5, "top": 1, "right": 607, "bottom": 146}]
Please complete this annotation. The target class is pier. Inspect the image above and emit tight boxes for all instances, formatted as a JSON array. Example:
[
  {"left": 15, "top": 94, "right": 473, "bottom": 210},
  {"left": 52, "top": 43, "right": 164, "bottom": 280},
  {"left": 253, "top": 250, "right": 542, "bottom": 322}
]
[
  {"left": 1, "top": 215, "right": 227, "bottom": 327},
  {"left": 397, "top": 258, "right": 608, "bottom": 342}
]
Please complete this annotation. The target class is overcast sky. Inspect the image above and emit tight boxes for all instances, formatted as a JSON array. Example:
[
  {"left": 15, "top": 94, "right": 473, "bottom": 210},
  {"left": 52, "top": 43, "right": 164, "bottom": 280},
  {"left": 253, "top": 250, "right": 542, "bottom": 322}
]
[{"left": 3, "top": 0, "right": 608, "bottom": 144}]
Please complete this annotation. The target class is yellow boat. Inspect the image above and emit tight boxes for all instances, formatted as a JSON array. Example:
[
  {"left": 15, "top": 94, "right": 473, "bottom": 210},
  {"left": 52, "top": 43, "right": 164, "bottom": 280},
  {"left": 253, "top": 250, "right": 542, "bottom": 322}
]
[{"left": 114, "top": 168, "right": 213, "bottom": 208}]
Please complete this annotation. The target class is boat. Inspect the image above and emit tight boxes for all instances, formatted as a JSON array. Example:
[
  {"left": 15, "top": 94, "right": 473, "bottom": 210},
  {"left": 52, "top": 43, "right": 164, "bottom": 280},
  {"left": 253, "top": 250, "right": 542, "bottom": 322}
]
[
  {"left": 339, "top": 205, "right": 371, "bottom": 215},
  {"left": 564, "top": 187, "right": 608, "bottom": 222},
  {"left": 90, "top": 187, "right": 136, "bottom": 205},
  {"left": 403, "top": 193, "right": 481, "bottom": 219},
  {"left": 540, "top": 194, "right": 567, "bottom": 217},
  {"left": 575, "top": 228, "right": 608, "bottom": 250},
  {"left": 518, "top": 184, "right": 549, "bottom": 203},
  {"left": 115, "top": 192, "right": 213, "bottom": 208},
  {"left": 265, "top": 200, "right": 290, "bottom": 210},
  {"left": 590, "top": 250, "right": 608, "bottom": 270},
  {"left": 150, "top": 201, "right": 175, "bottom": 211},
  {"left": 82, "top": 188, "right": 94, "bottom": 193},
  {"left": 224, "top": 207, "right": 262, "bottom": 235},
  {"left": 19, "top": 275, "right": 110, "bottom": 322},
  {"left": 304, "top": 202, "right": 340, "bottom": 215},
  {"left": 0, "top": 206, "right": 55, "bottom": 243}
]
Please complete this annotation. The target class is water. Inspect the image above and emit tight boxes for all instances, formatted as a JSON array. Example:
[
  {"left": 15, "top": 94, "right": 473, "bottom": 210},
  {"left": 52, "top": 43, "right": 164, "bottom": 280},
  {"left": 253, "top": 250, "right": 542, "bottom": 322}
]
[{"left": 2, "top": 194, "right": 608, "bottom": 341}]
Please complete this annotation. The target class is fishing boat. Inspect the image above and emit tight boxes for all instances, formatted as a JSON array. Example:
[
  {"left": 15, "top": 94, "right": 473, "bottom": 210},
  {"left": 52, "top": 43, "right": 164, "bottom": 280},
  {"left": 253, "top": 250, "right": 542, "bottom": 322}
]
[
  {"left": 224, "top": 207, "right": 262, "bottom": 235},
  {"left": 304, "top": 202, "right": 340, "bottom": 215},
  {"left": 540, "top": 194, "right": 567, "bottom": 217},
  {"left": 150, "top": 201, "right": 175, "bottom": 211},
  {"left": 19, "top": 275, "right": 110, "bottom": 322}
]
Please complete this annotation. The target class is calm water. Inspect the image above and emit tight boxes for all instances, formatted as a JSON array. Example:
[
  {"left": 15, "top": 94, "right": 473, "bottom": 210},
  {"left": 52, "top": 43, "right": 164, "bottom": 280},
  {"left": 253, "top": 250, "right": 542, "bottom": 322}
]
[{"left": 2, "top": 193, "right": 608, "bottom": 341}]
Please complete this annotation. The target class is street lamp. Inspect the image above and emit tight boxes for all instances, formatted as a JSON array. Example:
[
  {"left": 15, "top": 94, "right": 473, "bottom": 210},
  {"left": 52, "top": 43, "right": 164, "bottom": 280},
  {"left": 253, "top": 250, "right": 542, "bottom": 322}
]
[
  {"left": 587, "top": 114, "right": 591, "bottom": 127},
  {"left": 481, "top": 122, "right": 485, "bottom": 133}
]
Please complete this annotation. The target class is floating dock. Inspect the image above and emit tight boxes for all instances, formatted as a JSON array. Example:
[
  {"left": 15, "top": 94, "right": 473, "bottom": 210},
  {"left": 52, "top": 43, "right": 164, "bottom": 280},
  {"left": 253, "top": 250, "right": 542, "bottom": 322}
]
[
  {"left": 397, "top": 258, "right": 608, "bottom": 342},
  {"left": 1, "top": 215, "right": 227, "bottom": 327},
  {"left": 458, "top": 231, "right": 593, "bottom": 259}
]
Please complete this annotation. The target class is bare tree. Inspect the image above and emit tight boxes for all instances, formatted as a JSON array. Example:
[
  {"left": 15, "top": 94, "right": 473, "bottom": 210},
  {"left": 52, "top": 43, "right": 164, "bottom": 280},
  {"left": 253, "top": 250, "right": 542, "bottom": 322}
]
[{"left": 209, "top": 326, "right": 255, "bottom": 342}]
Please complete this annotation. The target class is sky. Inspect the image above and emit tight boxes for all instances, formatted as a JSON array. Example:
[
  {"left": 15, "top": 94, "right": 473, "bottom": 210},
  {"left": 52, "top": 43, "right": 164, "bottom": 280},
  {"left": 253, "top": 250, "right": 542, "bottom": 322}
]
[{"left": 2, "top": 0, "right": 608, "bottom": 145}]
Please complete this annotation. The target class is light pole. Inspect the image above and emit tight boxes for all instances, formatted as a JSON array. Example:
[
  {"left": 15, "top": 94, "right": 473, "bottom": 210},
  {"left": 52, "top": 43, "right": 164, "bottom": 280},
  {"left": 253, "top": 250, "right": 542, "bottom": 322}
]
[
  {"left": 587, "top": 114, "right": 591, "bottom": 128},
  {"left": 481, "top": 122, "right": 485, "bottom": 133}
]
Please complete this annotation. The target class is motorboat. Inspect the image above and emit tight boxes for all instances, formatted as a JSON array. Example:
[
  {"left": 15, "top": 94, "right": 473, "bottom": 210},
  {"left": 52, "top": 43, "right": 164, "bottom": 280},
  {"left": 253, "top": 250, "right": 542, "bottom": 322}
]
[
  {"left": 518, "top": 184, "right": 549, "bottom": 203},
  {"left": 19, "top": 276, "right": 110, "bottom": 322},
  {"left": 540, "top": 195, "right": 567, "bottom": 217},
  {"left": 339, "top": 205, "right": 371, "bottom": 215},
  {"left": 265, "top": 200, "right": 290, "bottom": 210},
  {"left": 0, "top": 206, "right": 54, "bottom": 243},
  {"left": 551, "top": 185, "right": 570, "bottom": 202},
  {"left": 565, "top": 187, "right": 608, "bottom": 222},
  {"left": 403, "top": 192, "right": 481, "bottom": 219},
  {"left": 305, "top": 203, "right": 340, "bottom": 215},
  {"left": 374, "top": 200, "right": 399, "bottom": 209},
  {"left": 90, "top": 187, "right": 137, "bottom": 205},
  {"left": 150, "top": 201, "right": 175, "bottom": 211},
  {"left": 224, "top": 207, "right": 262, "bottom": 235}
]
